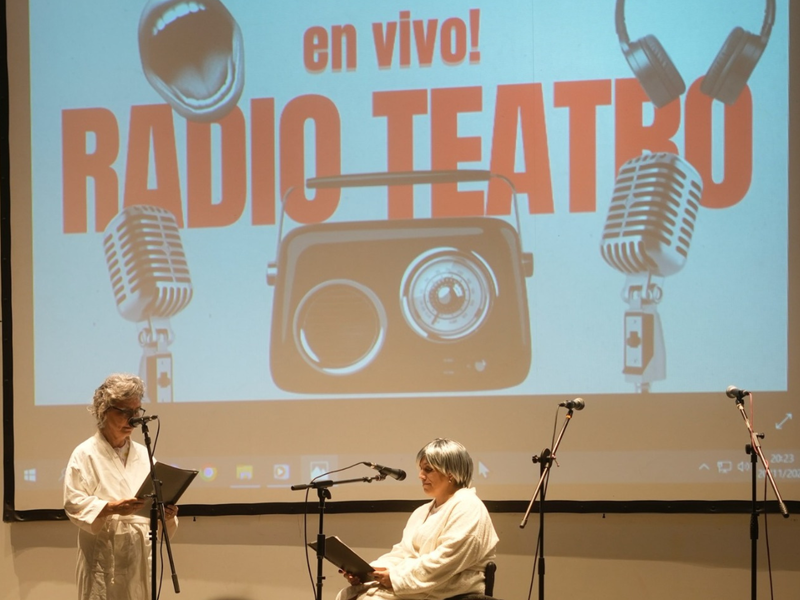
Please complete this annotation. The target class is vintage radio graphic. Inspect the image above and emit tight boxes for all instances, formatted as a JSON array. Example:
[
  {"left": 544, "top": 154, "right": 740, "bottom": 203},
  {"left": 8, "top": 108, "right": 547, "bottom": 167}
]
[{"left": 267, "top": 170, "right": 534, "bottom": 394}]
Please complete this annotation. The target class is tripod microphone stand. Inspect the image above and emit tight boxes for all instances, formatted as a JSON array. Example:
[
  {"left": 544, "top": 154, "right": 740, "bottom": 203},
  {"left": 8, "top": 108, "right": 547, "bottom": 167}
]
[{"left": 292, "top": 473, "right": 387, "bottom": 600}]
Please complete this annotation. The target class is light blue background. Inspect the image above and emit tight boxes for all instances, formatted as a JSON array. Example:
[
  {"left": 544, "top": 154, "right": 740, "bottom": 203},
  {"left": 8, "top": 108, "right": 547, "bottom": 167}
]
[{"left": 29, "top": 0, "right": 788, "bottom": 404}]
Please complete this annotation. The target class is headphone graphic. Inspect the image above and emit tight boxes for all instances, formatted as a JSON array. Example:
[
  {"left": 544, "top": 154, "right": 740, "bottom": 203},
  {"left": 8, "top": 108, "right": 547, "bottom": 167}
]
[{"left": 615, "top": 0, "right": 776, "bottom": 108}]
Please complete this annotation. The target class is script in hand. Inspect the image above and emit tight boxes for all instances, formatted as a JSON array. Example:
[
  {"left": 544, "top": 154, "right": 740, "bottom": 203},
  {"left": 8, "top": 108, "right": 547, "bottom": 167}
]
[
  {"left": 308, "top": 536, "right": 375, "bottom": 582},
  {"left": 134, "top": 462, "right": 198, "bottom": 516}
]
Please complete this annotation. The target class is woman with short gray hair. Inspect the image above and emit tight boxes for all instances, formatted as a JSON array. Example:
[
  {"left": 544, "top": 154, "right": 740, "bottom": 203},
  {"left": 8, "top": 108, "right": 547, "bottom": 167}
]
[
  {"left": 64, "top": 373, "right": 179, "bottom": 600},
  {"left": 338, "top": 438, "right": 498, "bottom": 600}
]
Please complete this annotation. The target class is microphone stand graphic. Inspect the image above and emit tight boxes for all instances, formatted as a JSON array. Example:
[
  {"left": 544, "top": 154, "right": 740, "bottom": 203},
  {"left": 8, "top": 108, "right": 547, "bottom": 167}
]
[
  {"left": 600, "top": 153, "right": 702, "bottom": 392},
  {"left": 138, "top": 316, "right": 177, "bottom": 402},
  {"left": 620, "top": 271, "right": 666, "bottom": 392},
  {"left": 103, "top": 205, "right": 193, "bottom": 402}
]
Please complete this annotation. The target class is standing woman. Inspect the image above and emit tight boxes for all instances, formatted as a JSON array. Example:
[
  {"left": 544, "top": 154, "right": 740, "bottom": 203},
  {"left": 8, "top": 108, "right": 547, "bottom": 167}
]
[
  {"left": 338, "top": 438, "right": 499, "bottom": 600},
  {"left": 63, "top": 373, "right": 178, "bottom": 600}
]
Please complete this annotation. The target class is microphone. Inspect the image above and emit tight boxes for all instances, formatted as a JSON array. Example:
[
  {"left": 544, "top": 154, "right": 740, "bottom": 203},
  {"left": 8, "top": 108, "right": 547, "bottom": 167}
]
[
  {"left": 726, "top": 385, "right": 750, "bottom": 400},
  {"left": 103, "top": 205, "right": 193, "bottom": 403},
  {"left": 365, "top": 462, "right": 407, "bottom": 481},
  {"left": 559, "top": 398, "right": 585, "bottom": 411},
  {"left": 129, "top": 414, "right": 159, "bottom": 427},
  {"left": 601, "top": 152, "right": 702, "bottom": 277},
  {"left": 103, "top": 205, "right": 193, "bottom": 323},
  {"left": 600, "top": 152, "right": 703, "bottom": 393}
]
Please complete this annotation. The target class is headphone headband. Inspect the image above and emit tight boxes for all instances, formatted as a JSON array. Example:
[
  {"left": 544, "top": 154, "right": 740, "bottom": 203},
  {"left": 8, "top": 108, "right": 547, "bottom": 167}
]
[
  {"left": 615, "top": 0, "right": 776, "bottom": 46},
  {"left": 761, "top": 0, "right": 776, "bottom": 41}
]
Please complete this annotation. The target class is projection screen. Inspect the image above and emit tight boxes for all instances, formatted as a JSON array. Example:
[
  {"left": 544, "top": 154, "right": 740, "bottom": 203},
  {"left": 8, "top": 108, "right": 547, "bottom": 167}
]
[{"left": 4, "top": 0, "right": 799, "bottom": 514}]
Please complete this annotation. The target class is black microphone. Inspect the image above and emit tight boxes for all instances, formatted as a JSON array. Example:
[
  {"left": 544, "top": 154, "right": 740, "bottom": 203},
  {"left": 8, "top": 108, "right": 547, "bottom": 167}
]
[
  {"left": 559, "top": 398, "right": 585, "bottom": 411},
  {"left": 365, "top": 462, "right": 407, "bottom": 481},
  {"left": 601, "top": 152, "right": 702, "bottom": 277},
  {"left": 726, "top": 385, "right": 750, "bottom": 400},
  {"left": 103, "top": 205, "right": 193, "bottom": 323},
  {"left": 129, "top": 414, "right": 159, "bottom": 427}
]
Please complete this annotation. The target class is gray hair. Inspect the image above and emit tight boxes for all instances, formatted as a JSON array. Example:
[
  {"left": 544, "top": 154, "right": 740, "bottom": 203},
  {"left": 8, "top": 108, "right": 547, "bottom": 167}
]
[
  {"left": 416, "top": 438, "right": 473, "bottom": 488},
  {"left": 89, "top": 373, "right": 144, "bottom": 429}
]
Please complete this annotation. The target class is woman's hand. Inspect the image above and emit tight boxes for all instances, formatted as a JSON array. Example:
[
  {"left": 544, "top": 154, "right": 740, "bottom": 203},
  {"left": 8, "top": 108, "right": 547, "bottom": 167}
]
[
  {"left": 372, "top": 567, "right": 393, "bottom": 590},
  {"left": 339, "top": 570, "right": 362, "bottom": 586},
  {"left": 163, "top": 504, "right": 179, "bottom": 520},
  {"left": 101, "top": 497, "right": 145, "bottom": 517}
]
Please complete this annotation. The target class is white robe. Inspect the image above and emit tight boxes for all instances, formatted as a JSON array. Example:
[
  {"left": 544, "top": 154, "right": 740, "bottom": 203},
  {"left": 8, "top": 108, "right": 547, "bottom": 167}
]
[
  {"left": 337, "top": 487, "right": 499, "bottom": 600},
  {"left": 63, "top": 431, "right": 178, "bottom": 600}
]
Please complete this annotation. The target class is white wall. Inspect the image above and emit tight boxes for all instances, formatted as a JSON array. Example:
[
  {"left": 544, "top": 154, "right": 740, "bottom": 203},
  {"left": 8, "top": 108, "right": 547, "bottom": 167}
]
[{"left": 3, "top": 504, "right": 799, "bottom": 600}]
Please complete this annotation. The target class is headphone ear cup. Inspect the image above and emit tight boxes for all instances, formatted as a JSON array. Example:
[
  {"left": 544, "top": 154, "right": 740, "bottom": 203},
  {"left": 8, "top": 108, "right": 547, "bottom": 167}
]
[
  {"left": 623, "top": 34, "right": 686, "bottom": 108},
  {"left": 701, "top": 27, "right": 766, "bottom": 105}
]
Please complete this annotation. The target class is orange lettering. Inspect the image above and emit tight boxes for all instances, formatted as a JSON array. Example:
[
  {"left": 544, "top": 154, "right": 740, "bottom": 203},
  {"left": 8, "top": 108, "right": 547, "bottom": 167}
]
[
  {"left": 62, "top": 108, "right": 120, "bottom": 233},
  {"left": 614, "top": 78, "right": 680, "bottom": 175},
  {"left": 431, "top": 86, "right": 483, "bottom": 217},
  {"left": 373, "top": 89, "right": 429, "bottom": 219},
  {"left": 685, "top": 79, "right": 753, "bottom": 209},
  {"left": 279, "top": 95, "right": 342, "bottom": 224},
  {"left": 123, "top": 104, "right": 184, "bottom": 227},
  {"left": 554, "top": 79, "right": 612, "bottom": 213},
  {"left": 488, "top": 83, "right": 554, "bottom": 216},
  {"left": 187, "top": 107, "right": 247, "bottom": 228}
]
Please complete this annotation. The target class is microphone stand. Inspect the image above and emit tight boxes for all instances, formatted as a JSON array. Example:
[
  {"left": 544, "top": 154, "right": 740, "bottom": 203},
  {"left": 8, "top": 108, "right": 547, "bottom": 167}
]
[
  {"left": 140, "top": 421, "right": 181, "bottom": 598},
  {"left": 292, "top": 474, "right": 385, "bottom": 600},
  {"left": 732, "top": 396, "right": 789, "bottom": 600},
  {"left": 519, "top": 408, "right": 576, "bottom": 600}
]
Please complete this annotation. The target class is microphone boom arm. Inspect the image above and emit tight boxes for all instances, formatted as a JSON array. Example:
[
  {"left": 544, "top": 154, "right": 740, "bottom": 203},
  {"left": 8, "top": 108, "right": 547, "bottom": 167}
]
[
  {"left": 289, "top": 474, "right": 385, "bottom": 491},
  {"left": 734, "top": 399, "right": 789, "bottom": 518},
  {"left": 520, "top": 408, "right": 576, "bottom": 529},
  {"left": 730, "top": 393, "right": 788, "bottom": 600}
]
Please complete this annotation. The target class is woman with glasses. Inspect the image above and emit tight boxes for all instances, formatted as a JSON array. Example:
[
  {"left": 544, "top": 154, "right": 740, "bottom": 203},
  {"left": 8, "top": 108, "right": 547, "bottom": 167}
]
[{"left": 63, "top": 373, "right": 178, "bottom": 600}]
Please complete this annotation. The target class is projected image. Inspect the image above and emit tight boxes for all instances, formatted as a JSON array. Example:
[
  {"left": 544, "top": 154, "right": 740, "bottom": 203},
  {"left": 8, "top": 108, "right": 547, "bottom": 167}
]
[
  {"left": 600, "top": 152, "right": 702, "bottom": 392},
  {"left": 268, "top": 175, "right": 532, "bottom": 393},
  {"left": 138, "top": 0, "right": 245, "bottom": 122},
  {"left": 615, "top": 0, "right": 776, "bottom": 107},
  {"left": 29, "top": 0, "right": 788, "bottom": 403},
  {"left": 102, "top": 205, "right": 193, "bottom": 403},
  {"left": 12, "top": 0, "right": 796, "bottom": 510}
]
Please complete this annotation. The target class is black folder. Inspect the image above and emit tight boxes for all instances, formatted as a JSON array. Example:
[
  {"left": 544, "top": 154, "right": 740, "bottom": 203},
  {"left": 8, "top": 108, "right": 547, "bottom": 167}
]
[
  {"left": 308, "top": 536, "right": 375, "bottom": 582},
  {"left": 134, "top": 461, "right": 198, "bottom": 516}
]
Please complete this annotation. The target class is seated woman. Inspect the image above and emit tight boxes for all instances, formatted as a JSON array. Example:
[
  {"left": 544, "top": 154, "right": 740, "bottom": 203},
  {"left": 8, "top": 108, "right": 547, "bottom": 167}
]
[{"left": 337, "top": 438, "right": 499, "bottom": 600}]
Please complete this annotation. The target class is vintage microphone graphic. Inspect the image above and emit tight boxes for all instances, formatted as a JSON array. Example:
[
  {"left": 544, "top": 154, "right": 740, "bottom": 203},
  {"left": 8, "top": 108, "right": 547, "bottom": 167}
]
[
  {"left": 600, "top": 153, "right": 702, "bottom": 392},
  {"left": 103, "top": 205, "right": 193, "bottom": 402}
]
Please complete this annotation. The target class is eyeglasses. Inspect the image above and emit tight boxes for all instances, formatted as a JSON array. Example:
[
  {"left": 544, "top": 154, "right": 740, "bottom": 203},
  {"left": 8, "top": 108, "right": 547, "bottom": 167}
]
[{"left": 108, "top": 406, "right": 146, "bottom": 419}]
